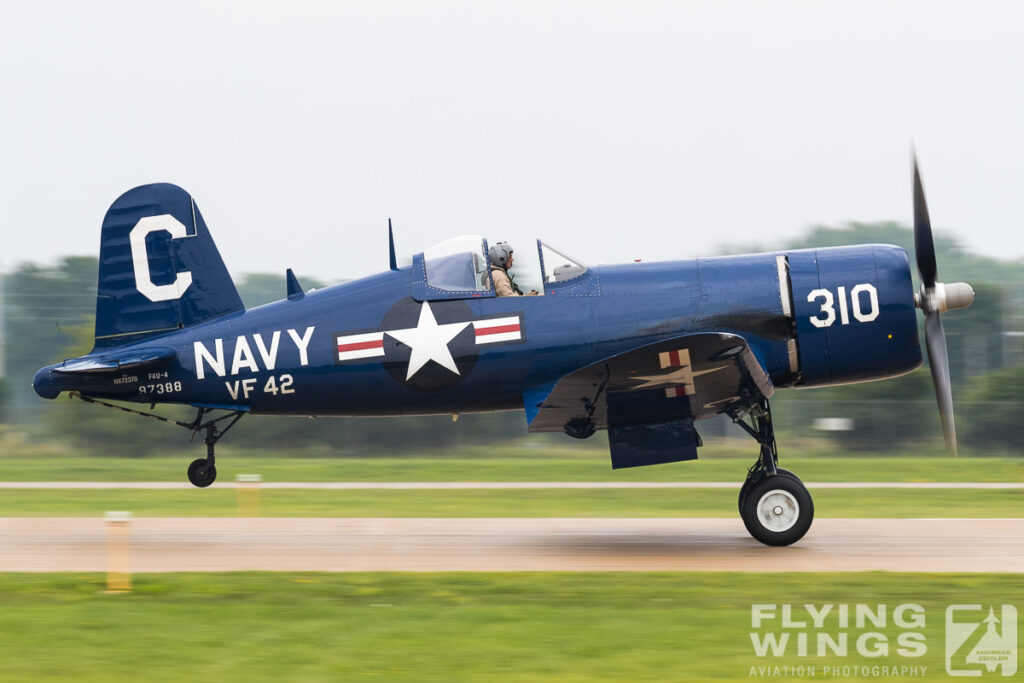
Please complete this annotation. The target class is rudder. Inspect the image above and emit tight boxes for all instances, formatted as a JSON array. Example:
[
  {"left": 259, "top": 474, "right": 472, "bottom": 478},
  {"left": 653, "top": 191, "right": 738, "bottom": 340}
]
[{"left": 93, "top": 183, "right": 244, "bottom": 350}]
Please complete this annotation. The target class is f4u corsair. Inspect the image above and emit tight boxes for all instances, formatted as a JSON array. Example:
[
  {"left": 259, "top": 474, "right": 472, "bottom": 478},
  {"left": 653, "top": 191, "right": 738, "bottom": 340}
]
[{"left": 33, "top": 165, "right": 974, "bottom": 546}]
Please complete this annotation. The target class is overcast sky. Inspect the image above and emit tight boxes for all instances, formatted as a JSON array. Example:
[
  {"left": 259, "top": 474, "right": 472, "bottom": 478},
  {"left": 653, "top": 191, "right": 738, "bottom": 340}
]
[{"left": 2, "top": 1, "right": 1021, "bottom": 281}]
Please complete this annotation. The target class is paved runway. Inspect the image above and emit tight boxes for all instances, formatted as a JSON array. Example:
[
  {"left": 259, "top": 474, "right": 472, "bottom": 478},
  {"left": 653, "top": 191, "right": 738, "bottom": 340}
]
[{"left": 0, "top": 517, "right": 1019, "bottom": 572}]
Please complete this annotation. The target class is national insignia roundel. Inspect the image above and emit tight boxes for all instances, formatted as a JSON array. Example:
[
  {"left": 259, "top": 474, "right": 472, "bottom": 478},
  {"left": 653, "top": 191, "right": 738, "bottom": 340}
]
[{"left": 332, "top": 297, "right": 524, "bottom": 392}]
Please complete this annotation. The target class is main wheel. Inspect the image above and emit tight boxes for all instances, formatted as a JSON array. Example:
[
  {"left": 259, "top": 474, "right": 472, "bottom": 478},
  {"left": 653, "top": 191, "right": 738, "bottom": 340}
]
[
  {"left": 187, "top": 458, "right": 217, "bottom": 488},
  {"left": 738, "top": 467, "right": 801, "bottom": 513},
  {"left": 740, "top": 473, "right": 813, "bottom": 546}
]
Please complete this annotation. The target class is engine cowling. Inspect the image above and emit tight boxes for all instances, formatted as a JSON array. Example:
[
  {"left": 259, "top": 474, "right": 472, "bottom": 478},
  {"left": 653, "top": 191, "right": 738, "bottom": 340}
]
[{"left": 787, "top": 244, "right": 922, "bottom": 388}]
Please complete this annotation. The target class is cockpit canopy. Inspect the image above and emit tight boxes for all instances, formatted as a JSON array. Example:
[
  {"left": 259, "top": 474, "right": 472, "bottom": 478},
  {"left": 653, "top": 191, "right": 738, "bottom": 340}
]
[
  {"left": 414, "top": 235, "right": 589, "bottom": 301},
  {"left": 422, "top": 235, "right": 491, "bottom": 293},
  {"left": 539, "top": 242, "right": 587, "bottom": 284}
]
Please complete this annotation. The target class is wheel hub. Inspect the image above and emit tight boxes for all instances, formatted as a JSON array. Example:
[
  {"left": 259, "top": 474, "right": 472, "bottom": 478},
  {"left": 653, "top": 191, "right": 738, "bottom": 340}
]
[{"left": 756, "top": 489, "right": 800, "bottom": 533}]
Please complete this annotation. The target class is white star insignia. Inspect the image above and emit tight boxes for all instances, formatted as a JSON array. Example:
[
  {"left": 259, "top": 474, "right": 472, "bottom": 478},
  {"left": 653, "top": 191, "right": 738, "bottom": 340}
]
[
  {"left": 628, "top": 363, "right": 729, "bottom": 390},
  {"left": 630, "top": 366, "right": 695, "bottom": 390},
  {"left": 385, "top": 302, "right": 470, "bottom": 380}
]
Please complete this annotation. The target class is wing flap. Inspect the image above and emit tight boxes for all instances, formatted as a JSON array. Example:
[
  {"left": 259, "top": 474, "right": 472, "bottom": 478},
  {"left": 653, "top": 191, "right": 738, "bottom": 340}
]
[{"left": 609, "top": 419, "right": 702, "bottom": 469}]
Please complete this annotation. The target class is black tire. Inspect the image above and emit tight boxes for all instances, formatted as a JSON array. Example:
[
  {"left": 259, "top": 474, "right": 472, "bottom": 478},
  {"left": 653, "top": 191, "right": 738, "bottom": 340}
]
[
  {"left": 740, "top": 473, "right": 813, "bottom": 546},
  {"left": 738, "top": 478, "right": 755, "bottom": 514},
  {"left": 738, "top": 467, "right": 801, "bottom": 514},
  {"left": 187, "top": 458, "right": 217, "bottom": 488}
]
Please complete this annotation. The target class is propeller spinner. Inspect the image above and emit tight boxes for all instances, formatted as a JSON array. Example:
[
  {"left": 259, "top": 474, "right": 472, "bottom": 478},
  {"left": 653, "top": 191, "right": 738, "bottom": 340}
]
[{"left": 912, "top": 158, "right": 975, "bottom": 456}]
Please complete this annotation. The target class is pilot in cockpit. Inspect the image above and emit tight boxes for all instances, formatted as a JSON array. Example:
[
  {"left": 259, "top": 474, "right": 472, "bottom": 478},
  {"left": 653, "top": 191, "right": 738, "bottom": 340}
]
[{"left": 489, "top": 242, "right": 538, "bottom": 297}]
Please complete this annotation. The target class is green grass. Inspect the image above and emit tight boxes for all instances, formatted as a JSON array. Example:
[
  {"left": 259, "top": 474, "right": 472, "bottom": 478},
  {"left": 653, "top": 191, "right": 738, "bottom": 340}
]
[
  {"left": 0, "top": 448, "right": 1022, "bottom": 483},
  {"left": 2, "top": 443, "right": 1021, "bottom": 518},
  {"left": 0, "top": 572, "right": 1019, "bottom": 681},
  {"left": 0, "top": 487, "right": 1021, "bottom": 518}
]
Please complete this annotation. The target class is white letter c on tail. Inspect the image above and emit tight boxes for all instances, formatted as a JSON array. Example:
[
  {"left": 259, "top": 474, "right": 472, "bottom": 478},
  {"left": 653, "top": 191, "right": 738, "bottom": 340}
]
[{"left": 130, "top": 214, "right": 194, "bottom": 302}]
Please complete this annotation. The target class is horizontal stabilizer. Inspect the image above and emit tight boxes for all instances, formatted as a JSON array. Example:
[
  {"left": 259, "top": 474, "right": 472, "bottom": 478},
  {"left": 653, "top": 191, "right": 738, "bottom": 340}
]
[{"left": 53, "top": 346, "right": 177, "bottom": 374}]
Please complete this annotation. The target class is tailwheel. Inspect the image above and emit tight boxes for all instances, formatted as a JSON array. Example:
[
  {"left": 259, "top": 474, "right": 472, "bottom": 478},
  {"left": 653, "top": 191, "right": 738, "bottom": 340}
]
[
  {"left": 187, "top": 458, "right": 217, "bottom": 488},
  {"left": 65, "top": 395, "right": 244, "bottom": 489},
  {"left": 740, "top": 474, "right": 814, "bottom": 546},
  {"left": 184, "top": 407, "right": 244, "bottom": 488}
]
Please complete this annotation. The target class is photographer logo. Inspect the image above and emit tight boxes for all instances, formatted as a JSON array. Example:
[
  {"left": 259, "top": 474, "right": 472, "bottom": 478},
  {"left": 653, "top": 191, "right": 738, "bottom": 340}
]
[{"left": 946, "top": 605, "right": 1016, "bottom": 677}]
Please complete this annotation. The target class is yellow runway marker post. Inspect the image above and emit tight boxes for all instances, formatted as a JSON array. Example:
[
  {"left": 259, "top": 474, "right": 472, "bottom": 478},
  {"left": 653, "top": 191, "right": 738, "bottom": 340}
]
[
  {"left": 104, "top": 511, "right": 132, "bottom": 593},
  {"left": 237, "top": 474, "right": 262, "bottom": 517}
]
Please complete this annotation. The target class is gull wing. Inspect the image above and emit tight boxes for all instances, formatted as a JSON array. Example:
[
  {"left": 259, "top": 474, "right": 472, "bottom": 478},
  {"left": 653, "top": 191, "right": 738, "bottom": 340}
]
[{"left": 524, "top": 333, "right": 773, "bottom": 468}]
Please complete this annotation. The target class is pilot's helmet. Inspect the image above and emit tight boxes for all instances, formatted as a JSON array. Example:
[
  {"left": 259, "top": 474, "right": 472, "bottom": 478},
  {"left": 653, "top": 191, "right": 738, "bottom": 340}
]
[{"left": 489, "top": 242, "right": 514, "bottom": 269}]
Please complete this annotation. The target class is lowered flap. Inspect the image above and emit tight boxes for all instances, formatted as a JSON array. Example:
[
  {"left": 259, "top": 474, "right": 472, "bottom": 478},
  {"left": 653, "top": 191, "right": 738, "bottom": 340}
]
[
  {"left": 606, "top": 389, "right": 703, "bottom": 468},
  {"left": 608, "top": 419, "right": 702, "bottom": 469},
  {"left": 525, "top": 332, "right": 773, "bottom": 434},
  {"left": 53, "top": 346, "right": 177, "bottom": 374}
]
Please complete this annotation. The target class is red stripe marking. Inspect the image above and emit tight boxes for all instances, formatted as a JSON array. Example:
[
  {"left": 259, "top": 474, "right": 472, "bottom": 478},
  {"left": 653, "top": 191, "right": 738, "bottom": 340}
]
[
  {"left": 669, "top": 349, "right": 681, "bottom": 366},
  {"left": 672, "top": 386, "right": 686, "bottom": 397},
  {"left": 475, "top": 324, "right": 520, "bottom": 337},
  {"left": 338, "top": 340, "right": 384, "bottom": 352}
]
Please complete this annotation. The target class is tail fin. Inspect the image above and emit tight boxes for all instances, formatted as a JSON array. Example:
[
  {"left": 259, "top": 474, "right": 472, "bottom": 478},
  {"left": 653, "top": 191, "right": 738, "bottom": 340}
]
[{"left": 93, "top": 183, "right": 244, "bottom": 350}]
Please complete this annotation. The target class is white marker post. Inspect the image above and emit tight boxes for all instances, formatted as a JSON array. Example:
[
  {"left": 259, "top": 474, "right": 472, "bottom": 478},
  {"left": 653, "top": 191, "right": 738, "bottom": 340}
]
[
  {"left": 104, "top": 511, "right": 132, "bottom": 593},
  {"left": 236, "top": 474, "right": 263, "bottom": 517}
]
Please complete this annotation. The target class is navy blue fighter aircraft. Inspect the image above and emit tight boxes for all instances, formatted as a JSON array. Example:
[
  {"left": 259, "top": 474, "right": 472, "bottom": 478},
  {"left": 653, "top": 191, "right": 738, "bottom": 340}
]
[{"left": 33, "top": 163, "right": 973, "bottom": 545}]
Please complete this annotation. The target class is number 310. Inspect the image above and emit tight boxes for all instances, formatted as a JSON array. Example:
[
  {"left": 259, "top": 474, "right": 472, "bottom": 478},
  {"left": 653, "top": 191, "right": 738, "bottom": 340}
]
[{"left": 807, "top": 283, "right": 879, "bottom": 328}]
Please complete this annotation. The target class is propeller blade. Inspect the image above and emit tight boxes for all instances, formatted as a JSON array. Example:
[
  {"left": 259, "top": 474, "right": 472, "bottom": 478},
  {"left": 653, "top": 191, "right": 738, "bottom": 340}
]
[
  {"left": 924, "top": 311, "right": 957, "bottom": 456},
  {"left": 913, "top": 159, "right": 938, "bottom": 288}
]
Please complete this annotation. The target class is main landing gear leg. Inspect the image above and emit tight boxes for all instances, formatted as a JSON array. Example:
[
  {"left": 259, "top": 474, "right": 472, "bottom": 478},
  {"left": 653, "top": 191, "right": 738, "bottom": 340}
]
[{"left": 729, "top": 398, "right": 813, "bottom": 546}]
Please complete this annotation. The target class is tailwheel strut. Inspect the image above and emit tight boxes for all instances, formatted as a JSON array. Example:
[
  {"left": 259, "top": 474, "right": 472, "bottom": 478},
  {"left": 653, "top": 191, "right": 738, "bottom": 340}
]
[
  {"left": 185, "top": 408, "right": 246, "bottom": 488},
  {"left": 69, "top": 393, "right": 246, "bottom": 488},
  {"left": 728, "top": 397, "right": 813, "bottom": 546}
]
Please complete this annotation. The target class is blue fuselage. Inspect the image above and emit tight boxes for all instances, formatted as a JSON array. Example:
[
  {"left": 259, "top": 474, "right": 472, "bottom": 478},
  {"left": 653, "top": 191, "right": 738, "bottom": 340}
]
[{"left": 35, "top": 244, "right": 922, "bottom": 418}]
